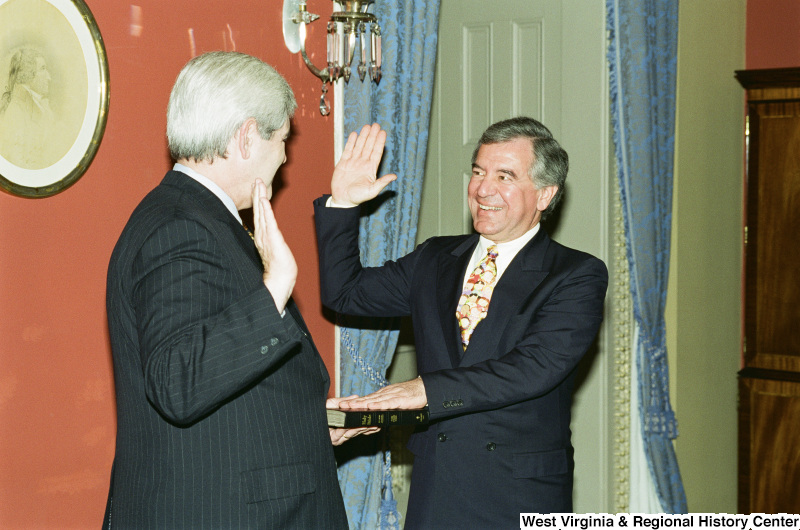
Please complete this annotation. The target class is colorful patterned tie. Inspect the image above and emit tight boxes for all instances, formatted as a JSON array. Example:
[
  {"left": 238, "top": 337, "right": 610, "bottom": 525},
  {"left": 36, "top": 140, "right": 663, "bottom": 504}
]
[{"left": 456, "top": 246, "right": 498, "bottom": 349}]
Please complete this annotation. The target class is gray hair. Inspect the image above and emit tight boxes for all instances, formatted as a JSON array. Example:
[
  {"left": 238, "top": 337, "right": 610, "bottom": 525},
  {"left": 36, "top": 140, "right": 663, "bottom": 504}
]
[
  {"left": 471, "top": 116, "right": 568, "bottom": 220},
  {"left": 166, "top": 51, "right": 297, "bottom": 162}
]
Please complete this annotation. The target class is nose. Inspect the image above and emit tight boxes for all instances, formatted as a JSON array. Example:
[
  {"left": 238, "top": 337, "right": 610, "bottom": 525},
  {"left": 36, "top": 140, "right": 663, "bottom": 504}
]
[{"left": 475, "top": 175, "right": 496, "bottom": 197}]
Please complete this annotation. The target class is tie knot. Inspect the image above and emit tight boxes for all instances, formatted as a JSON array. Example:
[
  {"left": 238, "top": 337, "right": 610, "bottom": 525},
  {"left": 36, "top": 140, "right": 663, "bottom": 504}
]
[{"left": 486, "top": 245, "right": 498, "bottom": 260}]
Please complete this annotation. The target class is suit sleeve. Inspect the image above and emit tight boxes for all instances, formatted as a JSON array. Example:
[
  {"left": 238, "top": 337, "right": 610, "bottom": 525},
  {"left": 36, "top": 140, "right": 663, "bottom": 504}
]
[
  {"left": 421, "top": 255, "right": 608, "bottom": 420},
  {"left": 132, "top": 217, "right": 305, "bottom": 425},
  {"left": 315, "top": 195, "right": 419, "bottom": 317}
]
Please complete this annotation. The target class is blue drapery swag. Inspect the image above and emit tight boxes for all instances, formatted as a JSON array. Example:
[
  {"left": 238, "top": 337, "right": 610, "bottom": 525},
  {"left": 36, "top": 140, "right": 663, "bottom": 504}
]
[
  {"left": 607, "top": 0, "right": 688, "bottom": 513},
  {"left": 338, "top": 1, "right": 441, "bottom": 528}
]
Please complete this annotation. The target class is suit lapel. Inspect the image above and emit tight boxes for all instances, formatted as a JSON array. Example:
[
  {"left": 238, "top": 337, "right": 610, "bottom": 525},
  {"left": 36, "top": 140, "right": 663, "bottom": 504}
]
[
  {"left": 437, "top": 236, "right": 479, "bottom": 369},
  {"left": 459, "top": 230, "right": 551, "bottom": 366}
]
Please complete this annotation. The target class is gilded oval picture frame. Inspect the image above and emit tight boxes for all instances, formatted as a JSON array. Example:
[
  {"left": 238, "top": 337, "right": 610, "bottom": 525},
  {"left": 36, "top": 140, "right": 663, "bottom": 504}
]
[{"left": 0, "top": 0, "right": 108, "bottom": 198}]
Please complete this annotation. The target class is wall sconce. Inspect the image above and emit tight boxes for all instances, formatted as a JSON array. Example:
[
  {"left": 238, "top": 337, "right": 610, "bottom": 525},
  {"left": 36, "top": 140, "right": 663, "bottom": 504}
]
[{"left": 283, "top": 0, "right": 382, "bottom": 115}]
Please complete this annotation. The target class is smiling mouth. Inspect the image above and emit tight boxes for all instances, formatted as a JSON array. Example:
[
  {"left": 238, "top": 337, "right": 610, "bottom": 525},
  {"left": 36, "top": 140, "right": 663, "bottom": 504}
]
[{"left": 479, "top": 204, "right": 502, "bottom": 211}]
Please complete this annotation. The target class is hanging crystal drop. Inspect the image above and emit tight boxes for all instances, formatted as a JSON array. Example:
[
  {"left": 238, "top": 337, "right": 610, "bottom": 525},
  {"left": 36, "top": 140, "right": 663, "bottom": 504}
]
[
  {"left": 357, "top": 22, "right": 367, "bottom": 81},
  {"left": 369, "top": 24, "right": 382, "bottom": 83},
  {"left": 327, "top": 21, "right": 337, "bottom": 81},
  {"left": 331, "top": 30, "right": 341, "bottom": 81},
  {"left": 346, "top": 22, "right": 357, "bottom": 68},
  {"left": 319, "top": 82, "right": 330, "bottom": 116},
  {"left": 341, "top": 21, "right": 355, "bottom": 83}
]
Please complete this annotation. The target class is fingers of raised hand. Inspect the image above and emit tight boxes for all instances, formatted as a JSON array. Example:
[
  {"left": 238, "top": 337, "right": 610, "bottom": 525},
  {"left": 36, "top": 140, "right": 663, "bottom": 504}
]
[
  {"left": 351, "top": 124, "right": 375, "bottom": 158},
  {"left": 362, "top": 125, "right": 387, "bottom": 169},
  {"left": 341, "top": 130, "right": 359, "bottom": 161}
]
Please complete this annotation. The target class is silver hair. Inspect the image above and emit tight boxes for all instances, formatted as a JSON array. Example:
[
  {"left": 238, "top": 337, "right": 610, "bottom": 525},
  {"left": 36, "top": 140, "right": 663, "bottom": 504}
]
[
  {"left": 471, "top": 116, "right": 568, "bottom": 220},
  {"left": 166, "top": 51, "right": 297, "bottom": 162}
]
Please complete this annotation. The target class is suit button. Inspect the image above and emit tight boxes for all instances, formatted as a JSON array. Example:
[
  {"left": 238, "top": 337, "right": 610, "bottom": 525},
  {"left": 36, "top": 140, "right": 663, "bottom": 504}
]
[
  {"left": 486, "top": 442, "right": 496, "bottom": 451},
  {"left": 438, "top": 433, "right": 447, "bottom": 442},
  {"left": 270, "top": 337, "right": 279, "bottom": 346},
  {"left": 260, "top": 345, "right": 269, "bottom": 354}
]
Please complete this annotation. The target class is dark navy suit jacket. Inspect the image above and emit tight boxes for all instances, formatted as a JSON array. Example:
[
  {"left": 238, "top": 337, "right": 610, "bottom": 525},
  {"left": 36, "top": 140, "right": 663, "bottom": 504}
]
[
  {"left": 315, "top": 196, "right": 608, "bottom": 529},
  {"left": 105, "top": 172, "right": 347, "bottom": 529}
]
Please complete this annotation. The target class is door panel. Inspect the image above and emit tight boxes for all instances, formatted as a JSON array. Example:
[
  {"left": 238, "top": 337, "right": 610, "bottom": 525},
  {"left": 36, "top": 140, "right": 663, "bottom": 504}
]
[{"left": 419, "top": 1, "right": 561, "bottom": 240}]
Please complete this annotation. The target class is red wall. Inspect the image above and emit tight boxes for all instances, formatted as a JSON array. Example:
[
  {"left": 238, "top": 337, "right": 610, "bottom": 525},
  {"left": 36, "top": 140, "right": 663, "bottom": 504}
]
[
  {"left": 0, "top": 2, "right": 336, "bottom": 527},
  {"left": 746, "top": 0, "right": 800, "bottom": 68}
]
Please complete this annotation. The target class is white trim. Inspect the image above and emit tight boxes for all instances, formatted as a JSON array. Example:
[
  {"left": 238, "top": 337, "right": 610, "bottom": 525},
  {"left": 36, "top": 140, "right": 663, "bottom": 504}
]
[{"left": 332, "top": 75, "right": 344, "bottom": 397}]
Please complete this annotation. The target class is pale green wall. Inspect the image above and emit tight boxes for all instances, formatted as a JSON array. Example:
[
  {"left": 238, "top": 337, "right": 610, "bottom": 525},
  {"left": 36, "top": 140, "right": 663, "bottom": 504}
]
[{"left": 668, "top": 0, "right": 746, "bottom": 512}]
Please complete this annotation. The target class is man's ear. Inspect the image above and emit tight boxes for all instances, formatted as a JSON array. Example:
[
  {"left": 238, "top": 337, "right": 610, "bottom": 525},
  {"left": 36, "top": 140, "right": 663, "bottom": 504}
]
[
  {"left": 537, "top": 185, "right": 558, "bottom": 212},
  {"left": 236, "top": 118, "right": 258, "bottom": 159}
]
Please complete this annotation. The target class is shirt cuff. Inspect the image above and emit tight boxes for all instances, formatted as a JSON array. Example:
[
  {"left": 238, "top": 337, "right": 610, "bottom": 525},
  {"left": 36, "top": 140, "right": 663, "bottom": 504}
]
[{"left": 325, "top": 196, "right": 355, "bottom": 208}]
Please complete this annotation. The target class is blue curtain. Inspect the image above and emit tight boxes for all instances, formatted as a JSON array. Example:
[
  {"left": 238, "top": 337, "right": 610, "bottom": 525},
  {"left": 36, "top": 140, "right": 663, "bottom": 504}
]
[
  {"left": 607, "top": 0, "right": 688, "bottom": 513},
  {"left": 337, "top": 1, "right": 441, "bottom": 528}
]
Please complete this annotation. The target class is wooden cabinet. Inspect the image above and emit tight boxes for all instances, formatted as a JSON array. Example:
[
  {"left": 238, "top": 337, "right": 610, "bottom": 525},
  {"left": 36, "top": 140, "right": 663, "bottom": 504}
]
[
  {"left": 738, "top": 375, "right": 800, "bottom": 512},
  {"left": 735, "top": 68, "right": 800, "bottom": 514}
]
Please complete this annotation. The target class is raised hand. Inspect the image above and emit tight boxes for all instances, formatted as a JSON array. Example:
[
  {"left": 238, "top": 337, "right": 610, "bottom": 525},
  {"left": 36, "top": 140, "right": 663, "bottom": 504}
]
[
  {"left": 330, "top": 123, "right": 397, "bottom": 207},
  {"left": 252, "top": 178, "right": 297, "bottom": 312}
]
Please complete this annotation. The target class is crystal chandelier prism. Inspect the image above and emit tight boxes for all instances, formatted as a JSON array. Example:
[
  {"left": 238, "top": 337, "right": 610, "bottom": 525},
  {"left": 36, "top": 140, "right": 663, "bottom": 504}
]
[{"left": 283, "top": 0, "right": 382, "bottom": 115}]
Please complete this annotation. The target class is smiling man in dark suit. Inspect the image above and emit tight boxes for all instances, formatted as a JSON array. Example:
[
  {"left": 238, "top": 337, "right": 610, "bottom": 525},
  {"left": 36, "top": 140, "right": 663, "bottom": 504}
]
[
  {"left": 104, "top": 51, "right": 356, "bottom": 529},
  {"left": 315, "top": 118, "right": 609, "bottom": 528}
]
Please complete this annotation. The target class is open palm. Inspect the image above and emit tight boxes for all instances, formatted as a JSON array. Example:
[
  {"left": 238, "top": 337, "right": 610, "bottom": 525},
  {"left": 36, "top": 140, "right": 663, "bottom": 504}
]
[{"left": 330, "top": 123, "right": 397, "bottom": 207}]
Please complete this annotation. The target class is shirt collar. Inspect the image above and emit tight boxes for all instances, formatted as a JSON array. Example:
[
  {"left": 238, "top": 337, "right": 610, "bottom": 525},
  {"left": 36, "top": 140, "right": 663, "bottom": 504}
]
[
  {"left": 467, "top": 224, "right": 540, "bottom": 282},
  {"left": 21, "top": 84, "right": 47, "bottom": 110},
  {"left": 477, "top": 223, "right": 540, "bottom": 256}
]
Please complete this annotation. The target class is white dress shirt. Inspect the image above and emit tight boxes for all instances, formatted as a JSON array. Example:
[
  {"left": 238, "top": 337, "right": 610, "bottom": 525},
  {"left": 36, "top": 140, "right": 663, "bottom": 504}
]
[{"left": 462, "top": 225, "right": 540, "bottom": 289}]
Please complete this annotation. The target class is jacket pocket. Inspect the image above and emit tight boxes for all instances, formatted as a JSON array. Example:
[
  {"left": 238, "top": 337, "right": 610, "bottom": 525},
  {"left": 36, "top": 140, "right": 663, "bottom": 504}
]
[
  {"left": 512, "top": 449, "right": 568, "bottom": 478},
  {"left": 241, "top": 462, "right": 316, "bottom": 504}
]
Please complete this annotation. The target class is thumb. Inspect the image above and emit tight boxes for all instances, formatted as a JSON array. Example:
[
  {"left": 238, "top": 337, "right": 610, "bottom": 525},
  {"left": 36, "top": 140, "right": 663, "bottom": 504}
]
[{"left": 371, "top": 173, "right": 397, "bottom": 195}]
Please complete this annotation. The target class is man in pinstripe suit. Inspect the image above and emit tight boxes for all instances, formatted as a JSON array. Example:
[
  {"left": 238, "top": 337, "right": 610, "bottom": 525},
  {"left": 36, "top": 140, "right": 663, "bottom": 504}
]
[{"left": 104, "top": 52, "right": 351, "bottom": 529}]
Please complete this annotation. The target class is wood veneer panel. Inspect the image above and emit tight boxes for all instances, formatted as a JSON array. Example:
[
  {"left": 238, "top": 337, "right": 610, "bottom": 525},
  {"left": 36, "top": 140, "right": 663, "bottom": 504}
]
[
  {"left": 738, "top": 376, "right": 800, "bottom": 513},
  {"left": 743, "top": 102, "right": 800, "bottom": 372}
]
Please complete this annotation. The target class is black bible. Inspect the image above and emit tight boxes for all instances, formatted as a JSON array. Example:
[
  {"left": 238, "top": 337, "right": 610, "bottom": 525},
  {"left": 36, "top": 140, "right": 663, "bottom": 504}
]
[{"left": 327, "top": 407, "right": 430, "bottom": 428}]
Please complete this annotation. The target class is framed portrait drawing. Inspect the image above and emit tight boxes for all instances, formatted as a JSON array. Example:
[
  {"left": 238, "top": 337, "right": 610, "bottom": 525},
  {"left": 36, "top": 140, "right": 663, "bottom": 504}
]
[{"left": 0, "top": 0, "right": 108, "bottom": 198}]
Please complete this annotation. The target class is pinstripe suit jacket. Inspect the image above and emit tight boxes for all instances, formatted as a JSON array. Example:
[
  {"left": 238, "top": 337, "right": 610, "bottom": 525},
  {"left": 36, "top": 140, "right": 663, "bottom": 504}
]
[{"left": 105, "top": 171, "right": 347, "bottom": 529}]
